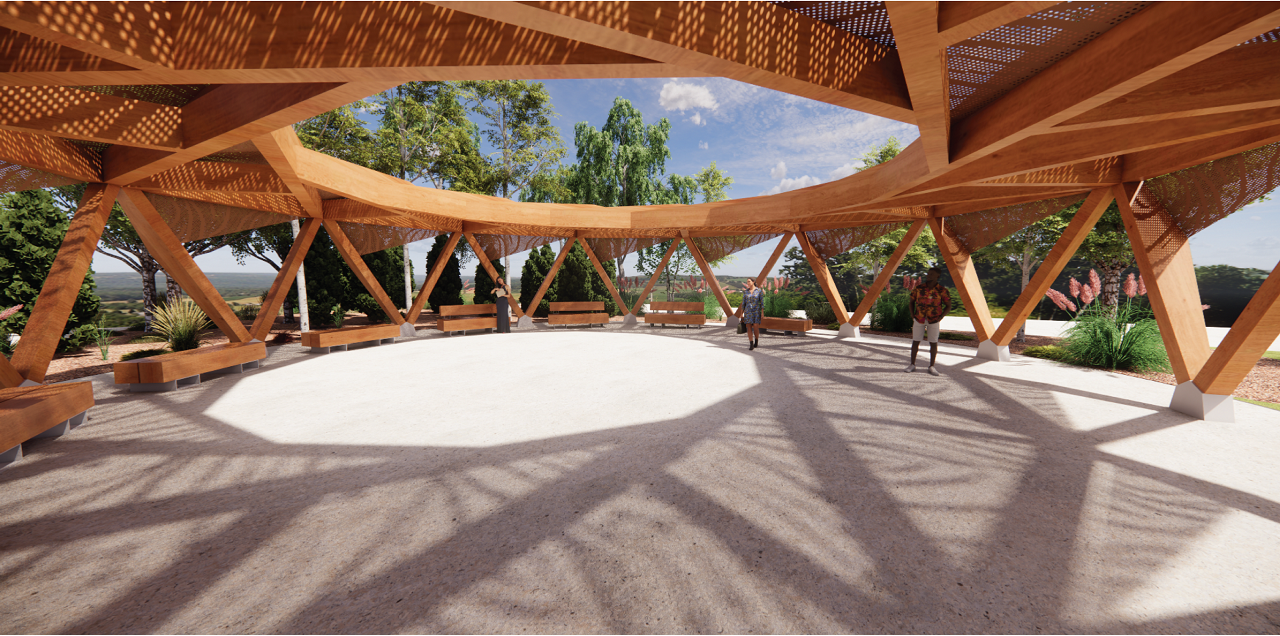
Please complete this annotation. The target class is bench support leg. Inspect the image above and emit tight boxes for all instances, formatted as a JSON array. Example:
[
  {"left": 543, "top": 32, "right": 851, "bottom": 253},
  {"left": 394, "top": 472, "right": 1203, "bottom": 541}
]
[
  {"left": 380, "top": 338, "right": 395, "bottom": 344},
  {"left": 131, "top": 379, "right": 178, "bottom": 392},
  {"left": 244, "top": 360, "right": 260, "bottom": 370},
  {"left": 177, "top": 375, "right": 201, "bottom": 387},
  {"left": 0, "top": 444, "right": 20, "bottom": 468},
  {"left": 203, "top": 364, "right": 244, "bottom": 380}
]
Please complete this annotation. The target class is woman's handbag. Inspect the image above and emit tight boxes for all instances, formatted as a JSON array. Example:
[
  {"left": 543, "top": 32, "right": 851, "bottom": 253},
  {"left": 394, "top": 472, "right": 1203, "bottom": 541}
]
[{"left": 737, "top": 321, "right": 747, "bottom": 334}]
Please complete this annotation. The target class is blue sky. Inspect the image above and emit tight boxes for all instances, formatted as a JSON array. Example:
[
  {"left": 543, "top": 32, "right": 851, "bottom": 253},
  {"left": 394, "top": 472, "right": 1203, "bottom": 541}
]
[{"left": 93, "top": 77, "right": 1278, "bottom": 278}]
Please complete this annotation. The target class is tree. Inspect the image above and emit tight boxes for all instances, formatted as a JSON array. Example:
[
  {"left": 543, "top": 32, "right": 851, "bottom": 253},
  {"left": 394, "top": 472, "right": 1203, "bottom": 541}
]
[
  {"left": 295, "top": 101, "right": 376, "bottom": 167},
  {"left": 472, "top": 259, "right": 506, "bottom": 305},
  {"left": 424, "top": 234, "right": 464, "bottom": 310},
  {"left": 693, "top": 162, "right": 734, "bottom": 203},
  {"left": 555, "top": 241, "right": 620, "bottom": 315},
  {"left": 0, "top": 189, "right": 100, "bottom": 350},
  {"left": 227, "top": 223, "right": 299, "bottom": 322},
  {"left": 519, "top": 243, "right": 556, "bottom": 317},
  {"left": 780, "top": 227, "right": 937, "bottom": 310},
  {"left": 974, "top": 212, "right": 1070, "bottom": 340},
  {"left": 856, "top": 136, "right": 904, "bottom": 172},
  {"left": 1072, "top": 201, "right": 1133, "bottom": 309},
  {"left": 299, "top": 228, "right": 353, "bottom": 327}
]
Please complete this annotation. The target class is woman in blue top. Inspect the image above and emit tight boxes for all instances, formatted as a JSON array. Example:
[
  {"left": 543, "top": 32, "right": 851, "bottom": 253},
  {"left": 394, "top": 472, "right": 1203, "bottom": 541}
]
[{"left": 741, "top": 278, "right": 764, "bottom": 350}]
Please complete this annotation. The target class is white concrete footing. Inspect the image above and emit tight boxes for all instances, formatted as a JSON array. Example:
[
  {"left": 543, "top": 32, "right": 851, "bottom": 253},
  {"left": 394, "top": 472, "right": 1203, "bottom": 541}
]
[
  {"left": 399, "top": 322, "right": 416, "bottom": 337},
  {"left": 725, "top": 315, "right": 740, "bottom": 329},
  {"left": 976, "top": 340, "right": 1011, "bottom": 362},
  {"left": 33, "top": 410, "right": 87, "bottom": 439},
  {"left": 18, "top": 379, "right": 38, "bottom": 387},
  {"left": 621, "top": 313, "right": 639, "bottom": 328},
  {"left": 0, "top": 444, "right": 20, "bottom": 467},
  {"left": 1170, "top": 381, "right": 1235, "bottom": 422},
  {"left": 837, "top": 323, "right": 860, "bottom": 338},
  {"left": 516, "top": 315, "right": 533, "bottom": 330}
]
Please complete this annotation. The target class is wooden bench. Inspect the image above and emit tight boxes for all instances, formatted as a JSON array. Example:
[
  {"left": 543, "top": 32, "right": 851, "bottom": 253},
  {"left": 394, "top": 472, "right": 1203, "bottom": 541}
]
[
  {"left": 643, "top": 301, "right": 706, "bottom": 328},
  {"left": 0, "top": 382, "right": 94, "bottom": 467},
  {"left": 548, "top": 301, "right": 608, "bottom": 328},
  {"left": 437, "top": 303, "right": 498, "bottom": 335},
  {"left": 301, "top": 324, "right": 401, "bottom": 353},
  {"left": 113, "top": 340, "right": 267, "bottom": 392},
  {"left": 760, "top": 316, "right": 813, "bottom": 335}
]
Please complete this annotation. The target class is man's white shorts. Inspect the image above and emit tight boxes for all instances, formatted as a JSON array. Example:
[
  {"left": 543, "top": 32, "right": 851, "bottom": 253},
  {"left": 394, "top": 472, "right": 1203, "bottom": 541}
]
[{"left": 912, "top": 319, "right": 940, "bottom": 343}]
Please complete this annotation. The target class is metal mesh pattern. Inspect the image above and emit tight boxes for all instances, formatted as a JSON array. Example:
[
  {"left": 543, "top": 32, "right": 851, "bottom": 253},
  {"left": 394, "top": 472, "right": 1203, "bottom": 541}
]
[
  {"left": 584, "top": 237, "right": 666, "bottom": 263},
  {"left": 771, "top": 1, "right": 895, "bottom": 47},
  {"left": 944, "top": 194, "right": 1087, "bottom": 252},
  {"left": 73, "top": 85, "right": 209, "bottom": 107},
  {"left": 0, "top": 159, "right": 82, "bottom": 193},
  {"left": 1143, "top": 142, "right": 1280, "bottom": 238},
  {"left": 804, "top": 222, "right": 906, "bottom": 261},
  {"left": 947, "top": 2, "right": 1150, "bottom": 119},
  {"left": 143, "top": 192, "right": 290, "bottom": 242},
  {"left": 1242, "top": 27, "right": 1280, "bottom": 46},
  {"left": 200, "top": 141, "right": 270, "bottom": 165},
  {"left": 690, "top": 234, "right": 782, "bottom": 263},
  {"left": 474, "top": 234, "right": 558, "bottom": 262},
  {"left": 335, "top": 221, "right": 440, "bottom": 255}
]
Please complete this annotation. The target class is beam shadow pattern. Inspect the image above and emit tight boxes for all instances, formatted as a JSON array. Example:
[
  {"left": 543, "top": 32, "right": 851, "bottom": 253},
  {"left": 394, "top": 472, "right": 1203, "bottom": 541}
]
[{"left": 0, "top": 330, "right": 1278, "bottom": 633}]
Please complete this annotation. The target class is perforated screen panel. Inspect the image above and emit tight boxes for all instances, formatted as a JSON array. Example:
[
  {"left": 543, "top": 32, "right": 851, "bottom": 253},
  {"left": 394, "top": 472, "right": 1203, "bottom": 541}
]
[
  {"left": 336, "top": 222, "right": 440, "bottom": 255},
  {"left": 143, "top": 192, "right": 290, "bottom": 242},
  {"left": 584, "top": 237, "right": 666, "bottom": 263},
  {"left": 690, "top": 234, "right": 783, "bottom": 263},
  {"left": 944, "top": 194, "right": 1086, "bottom": 252},
  {"left": 1143, "top": 142, "right": 1280, "bottom": 238},
  {"left": 474, "top": 234, "right": 559, "bottom": 262},
  {"left": 805, "top": 222, "right": 907, "bottom": 261},
  {"left": 771, "top": 1, "right": 896, "bottom": 47},
  {"left": 72, "top": 85, "right": 209, "bottom": 107},
  {"left": 0, "top": 160, "right": 82, "bottom": 193}
]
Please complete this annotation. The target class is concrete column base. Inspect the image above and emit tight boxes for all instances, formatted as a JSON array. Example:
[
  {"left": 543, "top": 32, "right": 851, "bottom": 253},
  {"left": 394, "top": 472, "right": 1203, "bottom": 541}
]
[
  {"left": 837, "top": 323, "right": 860, "bottom": 338},
  {"left": 621, "top": 313, "right": 639, "bottom": 328},
  {"left": 976, "top": 340, "right": 1011, "bottom": 362},
  {"left": 1170, "top": 381, "right": 1235, "bottom": 422},
  {"left": 399, "top": 322, "right": 416, "bottom": 337},
  {"left": 516, "top": 315, "right": 533, "bottom": 330},
  {"left": 725, "top": 315, "right": 740, "bottom": 329},
  {"left": 19, "top": 379, "right": 38, "bottom": 387},
  {"left": 0, "top": 444, "right": 20, "bottom": 468}
]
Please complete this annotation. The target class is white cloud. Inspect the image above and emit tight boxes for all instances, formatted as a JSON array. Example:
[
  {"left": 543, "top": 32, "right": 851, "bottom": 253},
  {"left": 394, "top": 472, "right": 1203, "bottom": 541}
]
[
  {"left": 761, "top": 175, "right": 821, "bottom": 196},
  {"left": 827, "top": 162, "right": 863, "bottom": 180},
  {"left": 770, "top": 161, "right": 787, "bottom": 180},
  {"left": 698, "top": 141, "right": 709, "bottom": 150},
  {"left": 689, "top": 112, "right": 705, "bottom": 126},
  {"left": 660, "top": 81, "right": 718, "bottom": 111}
]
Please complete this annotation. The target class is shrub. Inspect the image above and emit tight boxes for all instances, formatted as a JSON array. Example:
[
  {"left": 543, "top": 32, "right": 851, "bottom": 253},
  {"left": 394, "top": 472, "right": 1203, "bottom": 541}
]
[
  {"left": 762, "top": 289, "right": 794, "bottom": 318},
  {"left": 698, "top": 291, "right": 724, "bottom": 320},
  {"left": 1022, "top": 345, "right": 1068, "bottom": 361},
  {"left": 129, "top": 334, "right": 167, "bottom": 344},
  {"left": 804, "top": 299, "right": 837, "bottom": 325},
  {"left": 307, "top": 298, "right": 336, "bottom": 327},
  {"left": 938, "top": 332, "right": 974, "bottom": 341},
  {"left": 619, "top": 290, "right": 643, "bottom": 315},
  {"left": 93, "top": 318, "right": 112, "bottom": 360},
  {"left": 350, "top": 294, "right": 386, "bottom": 323},
  {"left": 151, "top": 298, "right": 210, "bottom": 351},
  {"left": 332, "top": 305, "right": 346, "bottom": 328},
  {"left": 725, "top": 291, "right": 743, "bottom": 307},
  {"left": 58, "top": 323, "right": 99, "bottom": 353},
  {"left": 1046, "top": 271, "right": 1171, "bottom": 373},
  {"left": 236, "top": 304, "right": 260, "bottom": 320},
  {"left": 121, "top": 348, "right": 168, "bottom": 361},
  {"left": 869, "top": 291, "right": 913, "bottom": 332}
]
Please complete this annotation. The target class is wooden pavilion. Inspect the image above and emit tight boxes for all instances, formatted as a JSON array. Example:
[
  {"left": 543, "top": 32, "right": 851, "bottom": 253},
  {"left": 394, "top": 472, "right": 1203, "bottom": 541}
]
[{"left": 2, "top": 1, "right": 1280, "bottom": 449}]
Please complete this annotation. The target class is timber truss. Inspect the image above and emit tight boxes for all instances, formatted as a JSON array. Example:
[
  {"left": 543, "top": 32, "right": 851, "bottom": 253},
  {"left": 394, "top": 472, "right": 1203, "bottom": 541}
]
[{"left": 2, "top": 1, "right": 1280, "bottom": 420}]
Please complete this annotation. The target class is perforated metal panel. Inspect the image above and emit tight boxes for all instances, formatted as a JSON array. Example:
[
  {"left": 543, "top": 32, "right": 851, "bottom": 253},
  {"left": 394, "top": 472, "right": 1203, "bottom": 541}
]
[
  {"left": 944, "top": 194, "right": 1086, "bottom": 252},
  {"left": 771, "top": 1, "right": 896, "bottom": 47},
  {"left": 690, "top": 234, "right": 783, "bottom": 263},
  {"left": 1143, "top": 142, "right": 1280, "bottom": 238},
  {"left": 0, "top": 160, "right": 81, "bottom": 193},
  {"left": 805, "top": 222, "right": 907, "bottom": 261},
  {"left": 336, "top": 221, "right": 440, "bottom": 255},
  {"left": 1241, "top": 26, "right": 1280, "bottom": 46},
  {"left": 72, "top": 85, "right": 209, "bottom": 107},
  {"left": 947, "top": 2, "right": 1150, "bottom": 120},
  {"left": 474, "top": 234, "right": 559, "bottom": 262},
  {"left": 584, "top": 237, "right": 666, "bottom": 263},
  {"left": 200, "top": 141, "right": 270, "bottom": 165},
  {"left": 143, "top": 192, "right": 290, "bottom": 242}
]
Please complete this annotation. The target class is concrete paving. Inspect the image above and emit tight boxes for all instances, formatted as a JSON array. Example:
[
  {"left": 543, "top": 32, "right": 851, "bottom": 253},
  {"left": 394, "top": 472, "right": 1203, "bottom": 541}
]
[{"left": 1, "top": 325, "right": 1278, "bottom": 633}]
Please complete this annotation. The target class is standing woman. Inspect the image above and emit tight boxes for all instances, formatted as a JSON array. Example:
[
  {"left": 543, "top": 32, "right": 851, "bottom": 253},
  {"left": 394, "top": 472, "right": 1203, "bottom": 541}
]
[
  {"left": 741, "top": 278, "right": 764, "bottom": 350},
  {"left": 493, "top": 278, "right": 512, "bottom": 333}
]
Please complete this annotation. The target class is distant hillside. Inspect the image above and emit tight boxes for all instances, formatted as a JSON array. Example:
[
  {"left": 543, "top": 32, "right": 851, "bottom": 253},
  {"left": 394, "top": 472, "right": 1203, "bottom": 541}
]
[{"left": 95, "top": 271, "right": 278, "bottom": 301}]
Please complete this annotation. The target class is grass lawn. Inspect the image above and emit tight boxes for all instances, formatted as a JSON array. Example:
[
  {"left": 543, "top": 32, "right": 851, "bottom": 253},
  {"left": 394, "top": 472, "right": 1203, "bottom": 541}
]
[{"left": 1239, "top": 397, "right": 1280, "bottom": 411}]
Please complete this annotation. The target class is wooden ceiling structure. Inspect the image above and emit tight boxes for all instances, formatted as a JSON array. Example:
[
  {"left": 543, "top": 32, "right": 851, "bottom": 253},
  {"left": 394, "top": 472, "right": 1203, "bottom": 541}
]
[{"left": 2, "top": 1, "right": 1280, "bottom": 420}]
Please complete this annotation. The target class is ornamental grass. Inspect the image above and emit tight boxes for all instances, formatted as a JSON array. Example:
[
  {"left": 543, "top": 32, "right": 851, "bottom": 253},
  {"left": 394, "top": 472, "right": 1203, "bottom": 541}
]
[{"left": 151, "top": 298, "right": 211, "bottom": 352}]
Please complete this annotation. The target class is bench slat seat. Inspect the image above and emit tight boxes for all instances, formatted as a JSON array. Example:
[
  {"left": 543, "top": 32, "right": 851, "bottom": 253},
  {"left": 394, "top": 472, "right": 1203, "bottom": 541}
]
[
  {"left": 759, "top": 316, "right": 813, "bottom": 335},
  {"left": 301, "top": 324, "right": 400, "bottom": 352},
  {"left": 0, "top": 382, "right": 94, "bottom": 467},
  {"left": 549, "top": 301, "right": 607, "bottom": 327},
  {"left": 114, "top": 341, "right": 266, "bottom": 391},
  {"left": 437, "top": 304, "right": 498, "bottom": 334},
  {"left": 644, "top": 301, "right": 707, "bottom": 328}
]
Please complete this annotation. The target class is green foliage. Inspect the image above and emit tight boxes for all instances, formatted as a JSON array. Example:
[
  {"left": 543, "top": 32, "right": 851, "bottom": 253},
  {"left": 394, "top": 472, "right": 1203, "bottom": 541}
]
[
  {"left": 473, "top": 261, "right": 506, "bottom": 305},
  {"left": 300, "top": 227, "right": 353, "bottom": 323},
  {"left": 939, "top": 332, "right": 975, "bottom": 341},
  {"left": 855, "top": 137, "right": 904, "bottom": 172},
  {"left": 725, "top": 291, "right": 744, "bottom": 307},
  {"left": 1196, "top": 264, "right": 1272, "bottom": 327},
  {"left": 762, "top": 289, "right": 795, "bottom": 319},
  {"left": 520, "top": 244, "right": 556, "bottom": 317},
  {"left": 350, "top": 294, "right": 386, "bottom": 323},
  {"left": 295, "top": 101, "right": 376, "bottom": 167},
  {"left": 121, "top": 348, "right": 169, "bottom": 361},
  {"left": 95, "top": 310, "right": 146, "bottom": 330},
  {"left": 803, "top": 298, "right": 837, "bottom": 325},
  {"left": 425, "top": 234, "right": 464, "bottom": 310},
  {"left": 693, "top": 162, "right": 734, "bottom": 202},
  {"left": 781, "top": 226, "right": 939, "bottom": 310},
  {"left": 564, "top": 97, "right": 671, "bottom": 208},
  {"left": 1059, "top": 300, "right": 1170, "bottom": 373},
  {"left": 460, "top": 80, "right": 566, "bottom": 198},
  {"left": 333, "top": 305, "right": 347, "bottom": 328},
  {"left": 129, "top": 334, "right": 166, "bottom": 344},
  {"left": 371, "top": 82, "right": 484, "bottom": 190},
  {"left": 359, "top": 246, "right": 410, "bottom": 312},
  {"left": 0, "top": 189, "right": 101, "bottom": 350},
  {"left": 307, "top": 298, "right": 337, "bottom": 328},
  {"left": 869, "top": 292, "right": 913, "bottom": 332},
  {"left": 235, "top": 304, "right": 260, "bottom": 320},
  {"left": 697, "top": 292, "right": 724, "bottom": 320},
  {"left": 93, "top": 318, "right": 112, "bottom": 360},
  {"left": 1022, "top": 345, "right": 1069, "bottom": 361},
  {"left": 151, "top": 298, "right": 210, "bottom": 351}
]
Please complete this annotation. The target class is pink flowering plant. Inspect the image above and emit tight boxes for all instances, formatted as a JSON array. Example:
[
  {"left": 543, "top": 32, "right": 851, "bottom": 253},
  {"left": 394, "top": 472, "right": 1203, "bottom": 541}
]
[{"left": 1042, "top": 271, "right": 1169, "bottom": 372}]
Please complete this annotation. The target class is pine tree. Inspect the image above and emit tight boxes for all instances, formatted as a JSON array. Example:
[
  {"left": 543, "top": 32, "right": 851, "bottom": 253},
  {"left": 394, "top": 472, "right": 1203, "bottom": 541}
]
[
  {"left": 520, "top": 244, "right": 555, "bottom": 317},
  {"left": 556, "top": 241, "right": 595, "bottom": 304},
  {"left": 425, "top": 234, "right": 463, "bottom": 310},
  {"left": 301, "top": 227, "right": 353, "bottom": 326},
  {"left": 472, "top": 260, "right": 506, "bottom": 305},
  {"left": 0, "top": 190, "right": 100, "bottom": 350}
]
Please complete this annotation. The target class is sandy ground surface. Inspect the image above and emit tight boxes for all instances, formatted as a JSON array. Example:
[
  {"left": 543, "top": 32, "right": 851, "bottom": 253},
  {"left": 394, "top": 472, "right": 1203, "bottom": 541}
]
[{"left": 2, "top": 326, "right": 1279, "bottom": 633}]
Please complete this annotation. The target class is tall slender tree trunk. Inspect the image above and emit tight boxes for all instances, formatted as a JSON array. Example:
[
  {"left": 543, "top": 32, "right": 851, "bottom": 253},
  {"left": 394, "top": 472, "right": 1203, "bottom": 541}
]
[
  {"left": 1095, "top": 258, "right": 1130, "bottom": 314},
  {"left": 140, "top": 257, "right": 159, "bottom": 330},
  {"left": 404, "top": 246, "right": 413, "bottom": 311},
  {"left": 1018, "top": 248, "right": 1034, "bottom": 343},
  {"left": 164, "top": 273, "right": 183, "bottom": 303},
  {"left": 291, "top": 219, "right": 310, "bottom": 331}
]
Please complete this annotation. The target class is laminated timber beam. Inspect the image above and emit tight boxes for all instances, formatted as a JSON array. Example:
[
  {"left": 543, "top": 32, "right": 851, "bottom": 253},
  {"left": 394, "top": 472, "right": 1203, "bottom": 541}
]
[
  {"left": 1194, "top": 262, "right": 1280, "bottom": 396},
  {"left": 0, "top": 128, "right": 100, "bottom": 182},
  {"left": 525, "top": 237, "right": 578, "bottom": 319},
  {"left": 929, "top": 217, "right": 995, "bottom": 342},
  {"left": 254, "top": 128, "right": 325, "bottom": 218},
  {"left": 630, "top": 239, "right": 679, "bottom": 316},
  {"left": 250, "top": 218, "right": 321, "bottom": 341},
  {"left": 437, "top": 1, "right": 915, "bottom": 123},
  {"left": 796, "top": 231, "right": 850, "bottom": 325},
  {"left": 681, "top": 231, "right": 733, "bottom": 319},
  {"left": 407, "top": 231, "right": 463, "bottom": 324},
  {"left": 580, "top": 238, "right": 631, "bottom": 318},
  {"left": 8, "top": 183, "right": 117, "bottom": 385},
  {"left": 886, "top": 2, "right": 951, "bottom": 171},
  {"left": 848, "top": 220, "right": 927, "bottom": 329},
  {"left": 325, "top": 220, "right": 409, "bottom": 326}
]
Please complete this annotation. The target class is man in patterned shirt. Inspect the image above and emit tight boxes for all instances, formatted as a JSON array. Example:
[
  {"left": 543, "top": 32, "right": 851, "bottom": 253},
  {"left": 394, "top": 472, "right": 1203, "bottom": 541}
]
[{"left": 906, "top": 267, "right": 952, "bottom": 376}]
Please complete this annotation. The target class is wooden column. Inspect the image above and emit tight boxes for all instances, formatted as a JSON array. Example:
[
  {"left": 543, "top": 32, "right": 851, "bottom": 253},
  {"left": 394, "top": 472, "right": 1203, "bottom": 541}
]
[
  {"left": 848, "top": 220, "right": 927, "bottom": 328},
  {"left": 462, "top": 232, "right": 525, "bottom": 319},
  {"left": 735, "top": 233, "right": 793, "bottom": 318},
  {"left": 0, "top": 354, "right": 23, "bottom": 388},
  {"left": 681, "top": 232, "right": 733, "bottom": 317},
  {"left": 406, "top": 231, "right": 462, "bottom": 323},
  {"left": 580, "top": 238, "right": 631, "bottom": 316},
  {"left": 9, "top": 184, "right": 118, "bottom": 385},
  {"left": 250, "top": 218, "right": 319, "bottom": 341},
  {"left": 323, "top": 220, "right": 406, "bottom": 325},
  {"left": 524, "top": 237, "right": 577, "bottom": 317},
  {"left": 1115, "top": 182, "right": 1211, "bottom": 384},
  {"left": 117, "top": 188, "right": 252, "bottom": 342},
  {"left": 992, "top": 188, "right": 1115, "bottom": 346},
  {"left": 1194, "top": 260, "right": 1280, "bottom": 395},
  {"left": 929, "top": 216, "right": 995, "bottom": 341},
  {"left": 631, "top": 238, "right": 680, "bottom": 315},
  {"left": 796, "top": 231, "right": 850, "bottom": 324}
]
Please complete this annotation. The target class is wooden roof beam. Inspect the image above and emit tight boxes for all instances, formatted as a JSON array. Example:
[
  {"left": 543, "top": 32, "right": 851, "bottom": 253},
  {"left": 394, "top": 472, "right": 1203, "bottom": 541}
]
[
  {"left": 937, "top": 2, "right": 1061, "bottom": 46},
  {"left": 950, "top": 2, "right": 1280, "bottom": 165},
  {"left": 1122, "top": 123, "right": 1280, "bottom": 182},
  {"left": 131, "top": 162, "right": 289, "bottom": 194},
  {"left": 436, "top": 1, "right": 915, "bottom": 123},
  {"left": 253, "top": 128, "right": 325, "bottom": 218},
  {"left": 886, "top": 2, "right": 950, "bottom": 171},
  {"left": 0, "top": 86, "right": 180, "bottom": 149},
  {"left": 0, "top": 1, "right": 173, "bottom": 70},
  {"left": 0, "top": 128, "right": 100, "bottom": 181}
]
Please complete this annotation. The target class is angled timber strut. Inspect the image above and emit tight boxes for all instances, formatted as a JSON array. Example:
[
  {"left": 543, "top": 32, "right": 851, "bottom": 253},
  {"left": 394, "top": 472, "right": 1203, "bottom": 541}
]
[{"left": 0, "top": 1, "right": 1278, "bottom": 423}]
